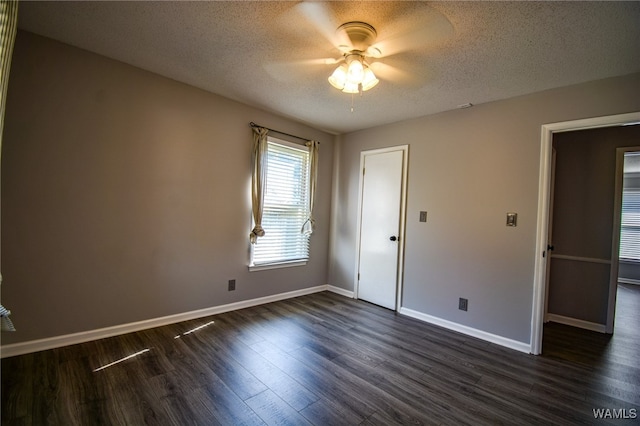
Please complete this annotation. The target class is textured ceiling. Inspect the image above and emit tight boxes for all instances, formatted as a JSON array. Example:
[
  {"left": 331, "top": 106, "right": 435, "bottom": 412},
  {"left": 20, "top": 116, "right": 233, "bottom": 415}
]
[{"left": 16, "top": 1, "right": 640, "bottom": 134}]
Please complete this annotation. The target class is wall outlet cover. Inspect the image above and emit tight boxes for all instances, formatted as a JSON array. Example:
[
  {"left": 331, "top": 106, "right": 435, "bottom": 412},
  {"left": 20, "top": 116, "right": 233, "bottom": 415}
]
[{"left": 459, "top": 298, "right": 468, "bottom": 311}]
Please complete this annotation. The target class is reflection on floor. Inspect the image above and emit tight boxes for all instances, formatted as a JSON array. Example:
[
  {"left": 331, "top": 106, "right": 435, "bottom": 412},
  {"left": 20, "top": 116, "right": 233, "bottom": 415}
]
[{"left": 543, "top": 283, "right": 640, "bottom": 420}]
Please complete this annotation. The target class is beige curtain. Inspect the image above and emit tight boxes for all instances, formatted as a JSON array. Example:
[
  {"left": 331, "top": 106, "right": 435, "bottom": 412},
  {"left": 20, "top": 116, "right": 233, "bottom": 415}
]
[
  {"left": 301, "top": 140, "right": 319, "bottom": 236},
  {"left": 250, "top": 126, "right": 269, "bottom": 243},
  {"left": 0, "top": 0, "right": 16, "bottom": 139},
  {"left": 0, "top": 0, "right": 18, "bottom": 332}
]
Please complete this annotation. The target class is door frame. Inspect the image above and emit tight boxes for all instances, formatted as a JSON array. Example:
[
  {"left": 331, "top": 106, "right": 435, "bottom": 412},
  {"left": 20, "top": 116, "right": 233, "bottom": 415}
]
[
  {"left": 543, "top": 147, "right": 557, "bottom": 320},
  {"left": 530, "top": 112, "right": 640, "bottom": 355},
  {"left": 354, "top": 145, "right": 409, "bottom": 311}
]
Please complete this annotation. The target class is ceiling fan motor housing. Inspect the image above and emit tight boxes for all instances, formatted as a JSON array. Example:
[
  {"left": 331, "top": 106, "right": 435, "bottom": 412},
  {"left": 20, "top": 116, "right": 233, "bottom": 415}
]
[{"left": 338, "top": 21, "right": 377, "bottom": 52}]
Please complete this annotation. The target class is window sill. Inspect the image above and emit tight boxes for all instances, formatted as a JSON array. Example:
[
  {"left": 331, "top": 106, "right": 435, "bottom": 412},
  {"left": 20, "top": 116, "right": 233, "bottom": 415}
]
[{"left": 249, "top": 260, "right": 307, "bottom": 272}]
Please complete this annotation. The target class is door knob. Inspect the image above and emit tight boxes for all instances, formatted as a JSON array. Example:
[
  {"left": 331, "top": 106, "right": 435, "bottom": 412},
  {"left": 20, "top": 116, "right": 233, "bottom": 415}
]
[{"left": 390, "top": 236, "right": 397, "bottom": 241}]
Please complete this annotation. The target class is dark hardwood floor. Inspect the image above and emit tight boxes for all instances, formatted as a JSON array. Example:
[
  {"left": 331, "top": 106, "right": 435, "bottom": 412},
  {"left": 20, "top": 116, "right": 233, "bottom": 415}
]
[
  {"left": 543, "top": 284, "right": 640, "bottom": 365},
  {"left": 2, "top": 289, "right": 639, "bottom": 425}
]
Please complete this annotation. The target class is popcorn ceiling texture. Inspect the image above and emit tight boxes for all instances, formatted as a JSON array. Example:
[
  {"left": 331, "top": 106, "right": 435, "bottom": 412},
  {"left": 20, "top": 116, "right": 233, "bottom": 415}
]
[{"left": 17, "top": 1, "right": 640, "bottom": 134}]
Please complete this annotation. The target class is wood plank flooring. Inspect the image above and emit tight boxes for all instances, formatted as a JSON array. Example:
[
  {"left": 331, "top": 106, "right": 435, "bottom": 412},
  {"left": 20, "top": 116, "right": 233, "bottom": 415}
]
[{"left": 2, "top": 289, "right": 639, "bottom": 425}]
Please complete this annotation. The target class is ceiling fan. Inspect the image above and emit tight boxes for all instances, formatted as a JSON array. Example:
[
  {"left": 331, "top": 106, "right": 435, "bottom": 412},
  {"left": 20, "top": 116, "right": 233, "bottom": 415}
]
[
  {"left": 327, "top": 21, "right": 382, "bottom": 93},
  {"left": 291, "top": 1, "right": 454, "bottom": 95}
]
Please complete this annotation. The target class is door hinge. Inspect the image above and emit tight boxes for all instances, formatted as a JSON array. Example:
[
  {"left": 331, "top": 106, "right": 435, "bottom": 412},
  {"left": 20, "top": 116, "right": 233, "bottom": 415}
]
[
  {"left": 357, "top": 273, "right": 360, "bottom": 281},
  {"left": 362, "top": 168, "right": 365, "bottom": 176}
]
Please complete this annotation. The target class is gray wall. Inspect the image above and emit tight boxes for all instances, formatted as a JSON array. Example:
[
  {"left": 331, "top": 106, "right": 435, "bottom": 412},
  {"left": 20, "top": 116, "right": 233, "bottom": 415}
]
[
  {"left": 329, "top": 72, "right": 640, "bottom": 344},
  {"left": 4, "top": 30, "right": 640, "bottom": 350},
  {"left": 548, "top": 126, "right": 640, "bottom": 324},
  {"left": 1, "top": 31, "right": 335, "bottom": 345}
]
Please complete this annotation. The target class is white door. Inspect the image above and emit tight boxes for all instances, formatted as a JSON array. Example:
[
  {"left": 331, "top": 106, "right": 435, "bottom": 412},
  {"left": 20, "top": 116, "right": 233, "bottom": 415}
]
[{"left": 356, "top": 148, "right": 406, "bottom": 310}]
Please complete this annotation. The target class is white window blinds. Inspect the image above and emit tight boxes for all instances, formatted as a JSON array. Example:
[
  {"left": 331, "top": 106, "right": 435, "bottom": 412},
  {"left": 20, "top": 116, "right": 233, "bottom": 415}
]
[
  {"left": 251, "top": 138, "right": 311, "bottom": 267},
  {"left": 620, "top": 189, "right": 640, "bottom": 261}
]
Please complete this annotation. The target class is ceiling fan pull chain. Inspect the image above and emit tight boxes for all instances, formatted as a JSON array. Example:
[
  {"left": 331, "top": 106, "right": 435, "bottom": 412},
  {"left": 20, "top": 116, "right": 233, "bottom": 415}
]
[{"left": 351, "top": 93, "right": 355, "bottom": 113}]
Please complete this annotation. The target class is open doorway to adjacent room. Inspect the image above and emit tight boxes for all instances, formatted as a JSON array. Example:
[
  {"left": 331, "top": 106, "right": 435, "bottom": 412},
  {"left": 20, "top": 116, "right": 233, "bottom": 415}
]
[
  {"left": 540, "top": 125, "right": 640, "bottom": 367},
  {"left": 618, "top": 151, "right": 640, "bottom": 287}
]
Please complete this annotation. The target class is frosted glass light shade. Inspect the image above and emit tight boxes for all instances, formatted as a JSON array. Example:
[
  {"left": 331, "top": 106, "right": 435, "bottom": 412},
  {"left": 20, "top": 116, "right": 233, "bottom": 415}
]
[
  {"left": 328, "top": 64, "right": 348, "bottom": 90},
  {"left": 346, "top": 59, "right": 364, "bottom": 84},
  {"left": 361, "top": 67, "right": 379, "bottom": 91},
  {"left": 342, "top": 81, "right": 360, "bottom": 94},
  {"left": 328, "top": 55, "right": 379, "bottom": 93}
]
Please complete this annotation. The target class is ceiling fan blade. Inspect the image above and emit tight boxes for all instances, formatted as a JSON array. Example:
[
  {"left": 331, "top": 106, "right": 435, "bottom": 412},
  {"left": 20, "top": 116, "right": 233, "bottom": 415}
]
[
  {"left": 296, "top": 2, "right": 352, "bottom": 51},
  {"left": 369, "top": 61, "right": 428, "bottom": 87},
  {"left": 370, "top": 4, "right": 454, "bottom": 58},
  {"left": 264, "top": 58, "right": 340, "bottom": 83},
  {"left": 369, "top": 62, "right": 411, "bottom": 83}
]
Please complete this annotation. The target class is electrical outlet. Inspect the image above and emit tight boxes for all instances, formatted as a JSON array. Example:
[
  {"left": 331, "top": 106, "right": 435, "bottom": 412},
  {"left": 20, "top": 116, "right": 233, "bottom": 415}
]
[
  {"left": 228, "top": 279, "right": 236, "bottom": 291},
  {"left": 419, "top": 211, "right": 427, "bottom": 222},
  {"left": 458, "top": 298, "right": 468, "bottom": 311}
]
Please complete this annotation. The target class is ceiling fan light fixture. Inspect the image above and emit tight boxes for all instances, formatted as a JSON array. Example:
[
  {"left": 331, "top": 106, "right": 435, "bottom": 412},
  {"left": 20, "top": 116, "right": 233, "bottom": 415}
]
[
  {"left": 345, "top": 54, "right": 364, "bottom": 84},
  {"left": 328, "top": 64, "right": 348, "bottom": 90},
  {"left": 361, "top": 67, "right": 379, "bottom": 91},
  {"left": 329, "top": 53, "right": 378, "bottom": 93},
  {"left": 328, "top": 22, "right": 381, "bottom": 95},
  {"left": 342, "top": 81, "right": 360, "bottom": 94}
]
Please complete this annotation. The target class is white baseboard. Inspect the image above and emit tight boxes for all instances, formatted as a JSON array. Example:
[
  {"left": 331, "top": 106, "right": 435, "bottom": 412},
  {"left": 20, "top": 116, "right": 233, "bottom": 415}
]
[
  {"left": 327, "top": 285, "right": 354, "bottom": 298},
  {"left": 0, "top": 285, "right": 330, "bottom": 358},
  {"left": 399, "top": 307, "right": 531, "bottom": 354},
  {"left": 618, "top": 278, "right": 640, "bottom": 286},
  {"left": 546, "top": 313, "right": 606, "bottom": 333}
]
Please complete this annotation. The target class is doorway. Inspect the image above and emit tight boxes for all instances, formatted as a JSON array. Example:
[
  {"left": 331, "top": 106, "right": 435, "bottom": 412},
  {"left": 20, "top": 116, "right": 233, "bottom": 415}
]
[
  {"left": 544, "top": 131, "right": 640, "bottom": 337},
  {"left": 354, "top": 145, "right": 408, "bottom": 310},
  {"left": 618, "top": 151, "right": 640, "bottom": 287},
  {"left": 531, "top": 112, "right": 640, "bottom": 355}
]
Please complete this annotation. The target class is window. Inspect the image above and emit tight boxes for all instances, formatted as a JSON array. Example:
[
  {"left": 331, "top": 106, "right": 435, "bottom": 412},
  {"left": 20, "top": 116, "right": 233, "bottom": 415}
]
[
  {"left": 620, "top": 152, "right": 640, "bottom": 262},
  {"left": 620, "top": 189, "right": 640, "bottom": 261},
  {"left": 250, "top": 137, "right": 311, "bottom": 269}
]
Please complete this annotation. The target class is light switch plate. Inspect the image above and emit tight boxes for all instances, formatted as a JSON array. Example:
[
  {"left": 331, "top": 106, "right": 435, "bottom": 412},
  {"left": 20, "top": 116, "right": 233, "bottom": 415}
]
[{"left": 506, "top": 212, "right": 517, "bottom": 227}]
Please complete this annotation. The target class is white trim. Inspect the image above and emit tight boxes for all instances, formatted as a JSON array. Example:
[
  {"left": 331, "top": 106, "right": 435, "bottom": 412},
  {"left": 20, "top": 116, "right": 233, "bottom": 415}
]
[
  {"left": 531, "top": 112, "right": 640, "bottom": 355},
  {"left": 550, "top": 254, "right": 611, "bottom": 265},
  {"left": 353, "top": 151, "right": 365, "bottom": 299},
  {"left": 399, "top": 307, "right": 530, "bottom": 354},
  {"left": 396, "top": 147, "right": 409, "bottom": 310},
  {"left": 531, "top": 121, "right": 554, "bottom": 355},
  {"left": 546, "top": 314, "right": 607, "bottom": 333},
  {"left": 0, "top": 285, "right": 329, "bottom": 359},
  {"left": 267, "top": 135, "right": 308, "bottom": 150},
  {"left": 353, "top": 145, "right": 409, "bottom": 311},
  {"left": 541, "top": 113, "right": 640, "bottom": 133},
  {"left": 327, "top": 285, "right": 355, "bottom": 298},
  {"left": 249, "top": 260, "right": 307, "bottom": 272},
  {"left": 619, "top": 278, "right": 640, "bottom": 285}
]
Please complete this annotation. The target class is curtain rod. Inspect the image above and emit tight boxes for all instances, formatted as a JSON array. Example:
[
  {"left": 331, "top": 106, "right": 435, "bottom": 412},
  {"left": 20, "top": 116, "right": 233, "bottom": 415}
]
[{"left": 249, "top": 122, "right": 319, "bottom": 144}]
